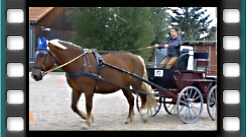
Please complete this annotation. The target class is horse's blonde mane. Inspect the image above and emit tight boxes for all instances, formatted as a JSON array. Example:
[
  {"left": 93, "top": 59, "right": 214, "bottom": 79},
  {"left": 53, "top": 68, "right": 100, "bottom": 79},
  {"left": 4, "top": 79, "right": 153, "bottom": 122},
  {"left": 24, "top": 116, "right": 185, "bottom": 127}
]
[{"left": 49, "top": 39, "right": 82, "bottom": 50}]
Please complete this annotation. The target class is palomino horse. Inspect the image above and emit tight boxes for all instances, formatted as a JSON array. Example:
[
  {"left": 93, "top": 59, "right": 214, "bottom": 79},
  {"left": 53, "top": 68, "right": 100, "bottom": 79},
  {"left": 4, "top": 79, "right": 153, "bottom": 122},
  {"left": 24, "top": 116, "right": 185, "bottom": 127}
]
[{"left": 31, "top": 38, "right": 157, "bottom": 127}]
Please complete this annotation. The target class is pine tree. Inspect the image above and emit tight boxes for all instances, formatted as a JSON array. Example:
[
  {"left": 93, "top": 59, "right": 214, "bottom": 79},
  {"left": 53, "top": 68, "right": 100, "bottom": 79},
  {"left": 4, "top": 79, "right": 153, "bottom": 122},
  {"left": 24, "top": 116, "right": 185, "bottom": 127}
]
[{"left": 169, "top": 7, "right": 216, "bottom": 41}]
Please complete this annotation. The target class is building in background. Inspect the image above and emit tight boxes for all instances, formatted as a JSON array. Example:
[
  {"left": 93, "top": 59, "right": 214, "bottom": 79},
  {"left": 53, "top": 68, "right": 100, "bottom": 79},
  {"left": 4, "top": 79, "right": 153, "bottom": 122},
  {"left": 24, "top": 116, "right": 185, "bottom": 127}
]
[
  {"left": 29, "top": 7, "right": 76, "bottom": 64},
  {"left": 182, "top": 41, "right": 217, "bottom": 76}
]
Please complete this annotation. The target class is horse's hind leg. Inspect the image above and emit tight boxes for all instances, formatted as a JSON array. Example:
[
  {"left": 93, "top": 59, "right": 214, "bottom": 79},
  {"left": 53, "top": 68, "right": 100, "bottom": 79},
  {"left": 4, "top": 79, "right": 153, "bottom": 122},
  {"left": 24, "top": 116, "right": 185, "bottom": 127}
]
[
  {"left": 122, "top": 88, "right": 134, "bottom": 124},
  {"left": 138, "top": 93, "right": 148, "bottom": 123},
  {"left": 131, "top": 83, "right": 148, "bottom": 123},
  {"left": 71, "top": 90, "right": 87, "bottom": 120}
]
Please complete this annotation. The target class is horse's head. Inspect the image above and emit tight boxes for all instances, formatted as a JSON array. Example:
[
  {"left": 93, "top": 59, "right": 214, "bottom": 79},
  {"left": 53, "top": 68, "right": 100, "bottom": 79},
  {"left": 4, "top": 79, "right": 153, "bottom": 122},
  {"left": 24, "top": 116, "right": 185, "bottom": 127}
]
[
  {"left": 32, "top": 38, "right": 83, "bottom": 81},
  {"left": 31, "top": 38, "right": 56, "bottom": 81}
]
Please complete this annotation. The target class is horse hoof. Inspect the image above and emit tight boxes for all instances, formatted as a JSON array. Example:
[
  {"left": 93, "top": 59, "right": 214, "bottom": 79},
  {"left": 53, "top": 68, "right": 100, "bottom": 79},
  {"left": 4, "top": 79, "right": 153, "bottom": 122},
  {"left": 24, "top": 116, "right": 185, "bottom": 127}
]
[
  {"left": 86, "top": 121, "right": 92, "bottom": 127},
  {"left": 143, "top": 118, "right": 148, "bottom": 123},
  {"left": 81, "top": 123, "right": 89, "bottom": 129},
  {"left": 125, "top": 117, "right": 132, "bottom": 124},
  {"left": 141, "top": 115, "right": 148, "bottom": 123},
  {"left": 86, "top": 118, "right": 93, "bottom": 127}
]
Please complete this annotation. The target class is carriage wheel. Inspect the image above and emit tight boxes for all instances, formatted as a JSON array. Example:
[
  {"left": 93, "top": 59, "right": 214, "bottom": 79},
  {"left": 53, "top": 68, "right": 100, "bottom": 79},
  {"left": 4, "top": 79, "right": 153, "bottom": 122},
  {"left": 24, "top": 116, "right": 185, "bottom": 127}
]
[
  {"left": 136, "top": 94, "right": 162, "bottom": 117},
  {"left": 163, "top": 97, "right": 177, "bottom": 115},
  {"left": 177, "top": 86, "right": 204, "bottom": 124},
  {"left": 207, "top": 85, "right": 217, "bottom": 121}
]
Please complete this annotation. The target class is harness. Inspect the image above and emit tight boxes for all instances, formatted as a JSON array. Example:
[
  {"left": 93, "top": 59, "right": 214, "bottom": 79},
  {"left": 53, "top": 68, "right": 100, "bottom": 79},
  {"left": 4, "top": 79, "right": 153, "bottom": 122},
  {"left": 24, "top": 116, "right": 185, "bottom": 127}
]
[
  {"left": 34, "top": 48, "right": 168, "bottom": 96},
  {"left": 66, "top": 49, "right": 105, "bottom": 92}
]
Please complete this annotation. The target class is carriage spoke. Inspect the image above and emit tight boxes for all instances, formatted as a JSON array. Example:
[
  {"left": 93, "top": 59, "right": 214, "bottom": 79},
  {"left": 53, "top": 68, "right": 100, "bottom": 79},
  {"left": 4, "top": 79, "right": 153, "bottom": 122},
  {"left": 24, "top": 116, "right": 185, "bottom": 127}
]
[
  {"left": 212, "top": 105, "right": 216, "bottom": 114},
  {"left": 170, "top": 105, "right": 175, "bottom": 113},
  {"left": 179, "top": 100, "right": 188, "bottom": 106},
  {"left": 174, "top": 105, "right": 177, "bottom": 113},
  {"left": 211, "top": 97, "right": 216, "bottom": 103},
  {"left": 210, "top": 91, "right": 215, "bottom": 99},
  {"left": 187, "top": 90, "right": 190, "bottom": 99},
  {"left": 185, "top": 108, "right": 190, "bottom": 120},
  {"left": 188, "top": 89, "right": 192, "bottom": 99},
  {"left": 182, "top": 107, "right": 188, "bottom": 119},
  {"left": 192, "top": 106, "right": 200, "bottom": 111},
  {"left": 167, "top": 103, "right": 171, "bottom": 109},
  {"left": 192, "top": 90, "right": 198, "bottom": 99},
  {"left": 209, "top": 102, "right": 215, "bottom": 107},
  {"left": 191, "top": 107, "right": 197, "bottom": 118},
  {"left": 193, "top": 95, "right": 200, "bottom": 102},
  {"left": 188, "top": 108, "right": 193, "bottom": 120},
  {"left": 182, "top": 94, "right": 188, "bottom": 102}
]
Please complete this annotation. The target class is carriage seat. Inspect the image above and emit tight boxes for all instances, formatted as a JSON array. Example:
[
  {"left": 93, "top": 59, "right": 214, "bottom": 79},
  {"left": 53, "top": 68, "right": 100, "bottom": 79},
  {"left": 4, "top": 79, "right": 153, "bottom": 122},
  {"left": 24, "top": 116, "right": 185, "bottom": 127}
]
[
  {"left": 172, "top": 49, "right": 190, "bottom": 71},
  {"left": 194, "top": 52, "right": 209, "bottom": 71}
]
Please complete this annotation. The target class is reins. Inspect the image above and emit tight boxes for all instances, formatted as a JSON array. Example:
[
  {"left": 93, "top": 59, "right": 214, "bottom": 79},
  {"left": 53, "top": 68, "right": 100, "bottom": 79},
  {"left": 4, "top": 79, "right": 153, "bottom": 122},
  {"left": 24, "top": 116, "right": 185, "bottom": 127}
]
[
  {"left": 125, "top": 45, "right": 156, "bottom": 52},
  {"left": 43, "top": 45, "right": 156, "bottom": 75},
  {"left": 43, "top": 50, "right": 92, "bottom": 75}
]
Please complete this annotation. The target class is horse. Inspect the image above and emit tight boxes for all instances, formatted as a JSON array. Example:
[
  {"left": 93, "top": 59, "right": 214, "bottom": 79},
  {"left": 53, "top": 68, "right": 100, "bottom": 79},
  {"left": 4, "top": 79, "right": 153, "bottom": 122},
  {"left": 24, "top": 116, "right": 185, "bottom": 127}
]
[{"left": 31, "top": 38, "right": 157, "bottom": 127}]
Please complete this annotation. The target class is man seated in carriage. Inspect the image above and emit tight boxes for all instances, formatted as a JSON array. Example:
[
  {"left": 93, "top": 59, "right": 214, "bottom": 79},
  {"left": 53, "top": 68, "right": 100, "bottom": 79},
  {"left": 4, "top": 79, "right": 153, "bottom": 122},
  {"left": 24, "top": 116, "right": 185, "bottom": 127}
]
[{"left": 155, "top": 27, "right": 182, "bottom": 69}]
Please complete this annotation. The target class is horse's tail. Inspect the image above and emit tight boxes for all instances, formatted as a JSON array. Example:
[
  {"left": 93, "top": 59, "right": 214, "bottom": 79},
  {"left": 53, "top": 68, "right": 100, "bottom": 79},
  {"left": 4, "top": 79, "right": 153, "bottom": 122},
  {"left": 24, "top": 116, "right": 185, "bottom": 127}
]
[{"left": 136, "top": 56, "right": 158, "bottom": 110}]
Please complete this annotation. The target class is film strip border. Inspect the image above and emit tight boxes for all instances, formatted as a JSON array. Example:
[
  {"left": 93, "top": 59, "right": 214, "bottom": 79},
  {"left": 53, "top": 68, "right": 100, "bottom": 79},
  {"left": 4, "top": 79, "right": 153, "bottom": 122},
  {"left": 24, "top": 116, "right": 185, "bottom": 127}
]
[
  {"left": 4, "top": 0, "right": 26, "bottom": 137},
  {"left": 220, "top": 0, "right": 243, "bottom": 137}
]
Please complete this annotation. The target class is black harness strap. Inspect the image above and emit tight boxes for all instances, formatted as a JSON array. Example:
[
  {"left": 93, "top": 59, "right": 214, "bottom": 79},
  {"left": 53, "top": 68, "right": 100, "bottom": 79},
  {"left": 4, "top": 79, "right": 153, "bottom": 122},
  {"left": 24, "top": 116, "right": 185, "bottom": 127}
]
[
  {"left": 67, "top": 69, "right": 160, "bottom": 96},
  {"left": 92, "top": 50, "right": 105, "bottom": 92}
]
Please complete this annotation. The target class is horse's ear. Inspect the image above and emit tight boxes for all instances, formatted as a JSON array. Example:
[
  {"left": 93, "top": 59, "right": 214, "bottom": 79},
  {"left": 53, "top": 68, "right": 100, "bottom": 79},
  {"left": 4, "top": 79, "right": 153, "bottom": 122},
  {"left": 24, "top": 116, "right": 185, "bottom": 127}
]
[
  {"left": 38, "top": 38, "right": 42, "bottom": 46},
  {"left": 42, "top": 37, "right": 46, "bottom": 45},
  {"left": 48, "top": 39, "right": 68, "bottom": 50}
]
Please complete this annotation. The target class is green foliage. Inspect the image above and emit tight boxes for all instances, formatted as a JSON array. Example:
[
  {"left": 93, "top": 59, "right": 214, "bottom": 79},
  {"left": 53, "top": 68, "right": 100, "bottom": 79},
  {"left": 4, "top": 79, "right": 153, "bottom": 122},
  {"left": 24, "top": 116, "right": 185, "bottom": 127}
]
[
  {"left": 169, "top": 7, "right": 217, "bottom": 41},
  {"left": 70, "top": 7, "right": 170, "bottom": 61},
  {"left": 150, "top": 7, "right": 170, "bottom": 44}
]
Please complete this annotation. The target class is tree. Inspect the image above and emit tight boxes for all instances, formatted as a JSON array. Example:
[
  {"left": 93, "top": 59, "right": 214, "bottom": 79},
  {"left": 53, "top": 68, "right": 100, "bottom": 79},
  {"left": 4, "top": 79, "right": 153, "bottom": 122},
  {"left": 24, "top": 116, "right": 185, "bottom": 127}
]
[
  {"left": 169, "top": 7, "right": 216, "bottom": 41},
  {"left": 201, "top": 26, "right": 217, "bottom": 41},
  {"left": 150, "top": 7, "right": 170, "bottom": 44},
  {"left": 70, "top": 7, "right": 170, "bottom": 60}
]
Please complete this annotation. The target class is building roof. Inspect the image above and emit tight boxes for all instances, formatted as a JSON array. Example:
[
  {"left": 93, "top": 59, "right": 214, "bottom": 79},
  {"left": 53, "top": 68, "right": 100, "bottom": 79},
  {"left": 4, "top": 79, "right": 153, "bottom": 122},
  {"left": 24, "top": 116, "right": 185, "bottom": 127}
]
[{"left": 29, "top": 7, "right": 54, "bottom": 23}]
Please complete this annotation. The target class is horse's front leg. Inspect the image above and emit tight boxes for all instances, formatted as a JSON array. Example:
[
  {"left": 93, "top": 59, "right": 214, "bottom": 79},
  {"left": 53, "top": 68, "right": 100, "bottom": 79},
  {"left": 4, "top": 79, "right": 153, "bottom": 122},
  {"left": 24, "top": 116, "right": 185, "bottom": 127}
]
[
  {"left": 71, "top": 90, "right": 87, "bottom": 120},
  {"left": 85, "top": 91, "right": 94, "bottom": 127}
]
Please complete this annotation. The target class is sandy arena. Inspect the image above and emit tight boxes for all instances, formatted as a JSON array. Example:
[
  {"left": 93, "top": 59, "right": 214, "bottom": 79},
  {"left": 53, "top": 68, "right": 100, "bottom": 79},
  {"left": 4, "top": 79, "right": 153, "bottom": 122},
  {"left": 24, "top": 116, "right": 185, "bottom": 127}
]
[{"left": 29, "top": 72, "right": 216, "bottom": 131}]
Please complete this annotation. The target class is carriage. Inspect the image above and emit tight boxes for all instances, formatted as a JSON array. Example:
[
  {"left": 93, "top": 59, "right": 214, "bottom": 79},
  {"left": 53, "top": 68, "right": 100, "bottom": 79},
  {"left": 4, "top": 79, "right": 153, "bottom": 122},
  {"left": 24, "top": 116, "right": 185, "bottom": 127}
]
[{"left": 136, "top": 49, "right": 217, "bottom": 124}]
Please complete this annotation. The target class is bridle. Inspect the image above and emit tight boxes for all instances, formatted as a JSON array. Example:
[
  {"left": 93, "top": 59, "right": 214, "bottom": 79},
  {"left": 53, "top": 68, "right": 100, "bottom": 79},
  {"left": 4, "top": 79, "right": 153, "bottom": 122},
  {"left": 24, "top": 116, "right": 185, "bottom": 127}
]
[
  {"left": 33, "top": 48, "right": 92, "bottom": 76},
  {"left": 33, "top": 49, "right": 55, "bottom": 72}
]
